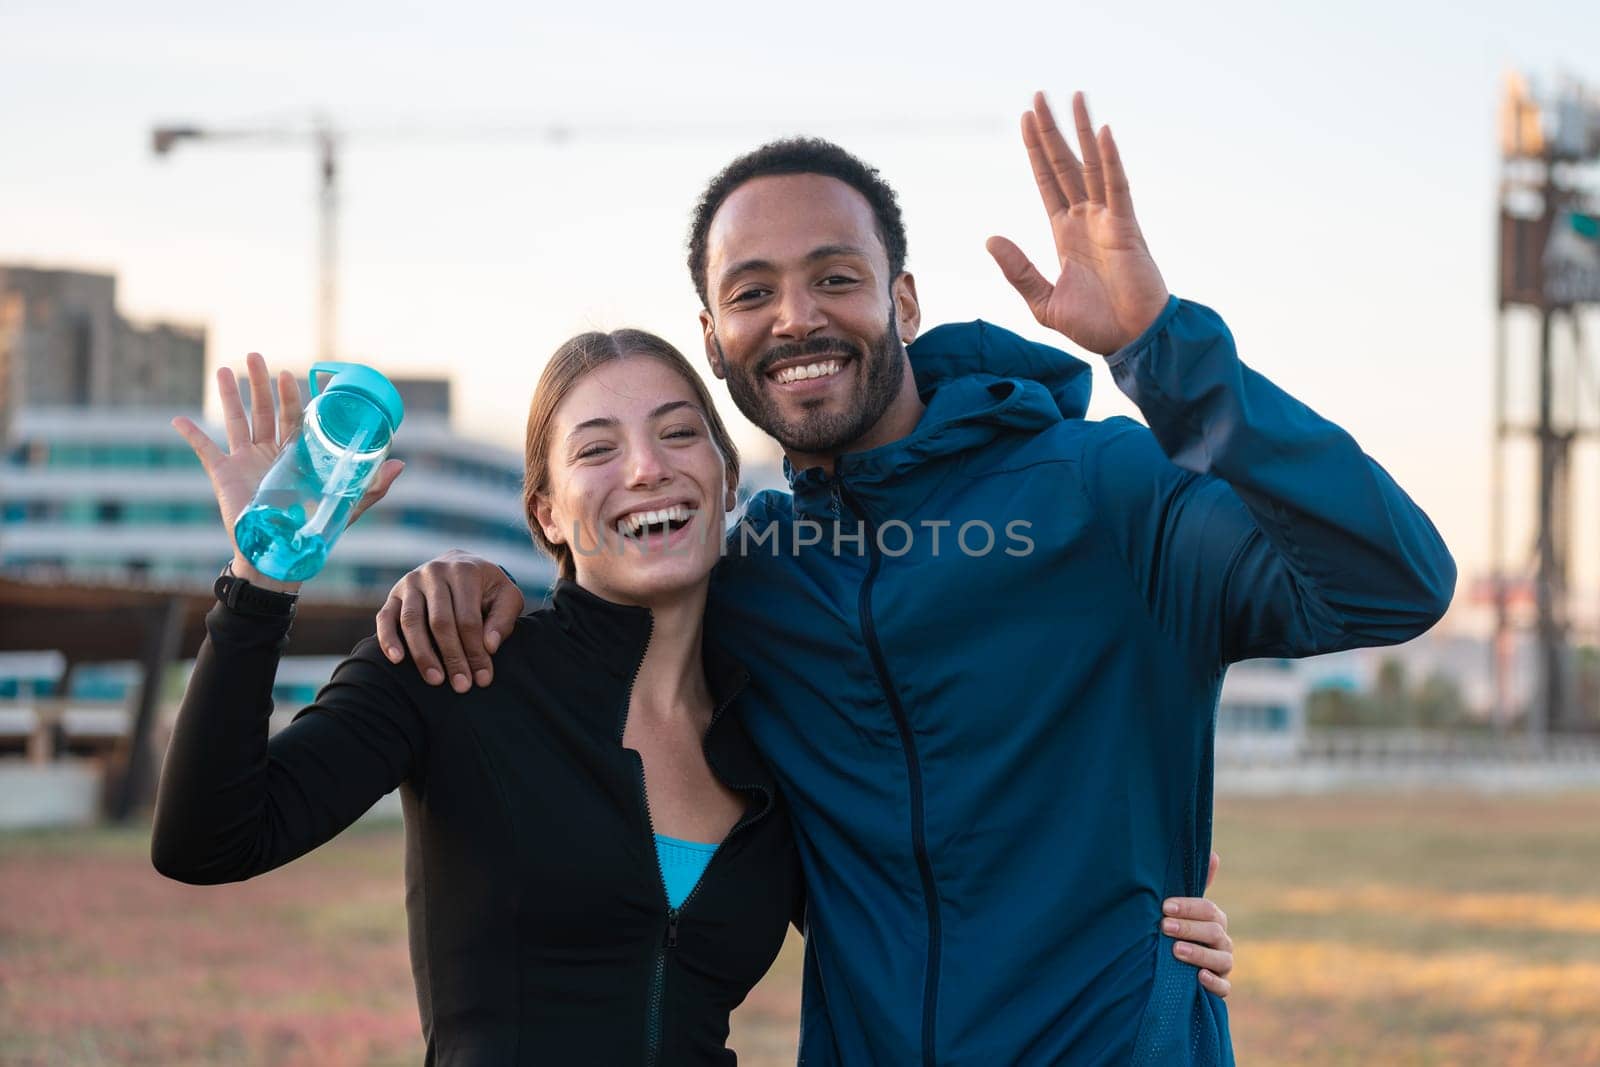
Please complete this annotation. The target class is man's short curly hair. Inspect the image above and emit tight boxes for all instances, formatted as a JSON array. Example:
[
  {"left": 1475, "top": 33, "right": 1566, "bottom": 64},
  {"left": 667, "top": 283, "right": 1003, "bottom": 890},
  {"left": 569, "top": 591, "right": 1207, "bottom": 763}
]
[{"left": 687, "top": 138, "right": 908, "bottom": 310}]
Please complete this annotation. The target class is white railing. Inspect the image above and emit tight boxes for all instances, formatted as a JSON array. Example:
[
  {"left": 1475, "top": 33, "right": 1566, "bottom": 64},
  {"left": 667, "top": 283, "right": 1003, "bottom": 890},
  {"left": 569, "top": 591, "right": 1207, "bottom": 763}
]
[{"left": 1218, "top": 727, "right": 1600, "bottom": 768}]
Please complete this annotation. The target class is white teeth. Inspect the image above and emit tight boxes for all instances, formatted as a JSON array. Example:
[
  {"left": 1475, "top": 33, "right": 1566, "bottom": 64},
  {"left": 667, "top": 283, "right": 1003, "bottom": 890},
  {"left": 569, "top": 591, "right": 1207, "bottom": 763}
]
[
  {"left": 772, "top": 359, "right": 842, "bottom": 385},
  {"left": 615, "top": 504, "right": 692, "bottom": 535}
]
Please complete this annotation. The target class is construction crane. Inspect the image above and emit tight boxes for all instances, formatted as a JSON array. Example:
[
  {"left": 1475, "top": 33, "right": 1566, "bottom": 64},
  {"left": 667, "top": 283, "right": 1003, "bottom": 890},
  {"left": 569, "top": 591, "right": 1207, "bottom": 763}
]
[
  {"left": 151, "top": 118, "right": 343, "bottom": 363},
  {"left": 148, "top": 113, "right": 997, "bottom": 366}
]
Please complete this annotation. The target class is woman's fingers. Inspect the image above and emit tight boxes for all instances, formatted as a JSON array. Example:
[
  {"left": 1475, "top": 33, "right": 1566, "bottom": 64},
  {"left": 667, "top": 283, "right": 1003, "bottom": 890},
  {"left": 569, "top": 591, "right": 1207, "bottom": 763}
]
[
  {"left": 1163, "top": 895, "right": 1228, "bottom": 932},
  {"left": 1172, "top": 940, "right": 1232, "bottom": 977},
  {"left": 170, "top": 416, "right": 223, "bottom": 474},
  {"left": 216, "top": 354, "right": 288, "bottom": 451},
  {"left": 1163, "top": 917, "right": 1230, "bottom": 953},
  {"left": 217, "top": 366, "right": 250, "bottom": 453},
  {"left": 348, "top": 459, "right": 404, "bottom": 527},
  {"left": 1163, "top": 892, "right": 1234, "bottom": 988},
  {"left": 246, "top": 353, "right": 276, "bottom": 446},
  {"left": 276, "top": 369, "right": 302, "bottom": 446},
  {"left": 1198, "top": 969, "right": 1231, "bottom": 999}
]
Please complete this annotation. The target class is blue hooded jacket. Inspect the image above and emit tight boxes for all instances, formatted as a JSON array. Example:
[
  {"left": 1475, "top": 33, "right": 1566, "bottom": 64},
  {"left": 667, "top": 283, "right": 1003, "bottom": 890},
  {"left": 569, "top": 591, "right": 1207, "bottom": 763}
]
[{"left": 708, "top": 297, "right": 1455, "bottom": 1066}]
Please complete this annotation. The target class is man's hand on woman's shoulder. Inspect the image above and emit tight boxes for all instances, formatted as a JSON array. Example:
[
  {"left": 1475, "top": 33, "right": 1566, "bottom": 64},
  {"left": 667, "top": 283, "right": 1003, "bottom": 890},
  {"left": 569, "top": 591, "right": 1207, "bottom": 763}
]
[{"left": 376, "top": 550, "right": 525, "bottom": 693}]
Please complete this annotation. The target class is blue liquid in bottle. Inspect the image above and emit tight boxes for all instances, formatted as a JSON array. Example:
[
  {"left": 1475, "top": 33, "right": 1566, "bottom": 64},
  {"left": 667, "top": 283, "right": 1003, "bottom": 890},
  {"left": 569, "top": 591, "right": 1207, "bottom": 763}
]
[{"left": 234, "top": 364, "right": 402, "bottom": 582}]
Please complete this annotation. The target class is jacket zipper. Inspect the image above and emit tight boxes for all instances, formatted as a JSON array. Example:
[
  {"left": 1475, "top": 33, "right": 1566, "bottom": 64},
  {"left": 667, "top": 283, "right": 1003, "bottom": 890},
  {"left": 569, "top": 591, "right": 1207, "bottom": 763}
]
[
  {"left": 657, "top": 679, "right": 767, "bottom": 944},
  {"left": 627, "top": 625, "right": 763, "bottom": 1067},
  {"left": 837, "top": 477, "right": 942, "bottom": 1067},
  {"left": 616, "top": 614, "right": 670, "bottom": 1067},
  {"left": 638, "top": 761, "right": 668, "bottom": 1067}
]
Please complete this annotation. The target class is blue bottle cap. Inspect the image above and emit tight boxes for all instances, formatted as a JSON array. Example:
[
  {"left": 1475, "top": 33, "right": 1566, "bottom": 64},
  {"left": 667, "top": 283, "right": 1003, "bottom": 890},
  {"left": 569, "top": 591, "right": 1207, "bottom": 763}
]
[{"left": 308, "top": 361, "right": 405, "bottom": 432}]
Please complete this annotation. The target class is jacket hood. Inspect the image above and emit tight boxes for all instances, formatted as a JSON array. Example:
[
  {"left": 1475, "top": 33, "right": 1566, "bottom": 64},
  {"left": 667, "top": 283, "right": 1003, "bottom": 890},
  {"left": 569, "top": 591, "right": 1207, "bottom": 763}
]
[
  {"left": 783, "top": 321, "right": 1091, "bottom": 509},
  {"left": 908, "top": 319, "right": 1092, "bottom": 420}
]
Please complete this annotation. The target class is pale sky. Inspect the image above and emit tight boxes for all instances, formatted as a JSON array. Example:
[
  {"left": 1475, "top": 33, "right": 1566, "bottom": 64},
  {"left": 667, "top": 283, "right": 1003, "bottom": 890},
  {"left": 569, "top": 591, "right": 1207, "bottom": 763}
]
[{"left": 3, "top": 0, "right": 1598, "bottom": 607}]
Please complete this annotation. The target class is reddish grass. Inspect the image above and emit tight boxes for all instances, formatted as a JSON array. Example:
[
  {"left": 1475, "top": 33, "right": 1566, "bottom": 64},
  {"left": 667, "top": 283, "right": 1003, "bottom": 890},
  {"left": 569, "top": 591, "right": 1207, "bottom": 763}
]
[{"left": 4, "top": 792, "right": 1598, "bottom": 1065}]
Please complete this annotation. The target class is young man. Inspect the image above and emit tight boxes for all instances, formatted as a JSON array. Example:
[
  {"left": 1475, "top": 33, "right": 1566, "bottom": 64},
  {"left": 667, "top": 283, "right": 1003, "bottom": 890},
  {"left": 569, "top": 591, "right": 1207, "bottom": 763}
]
[{"left": 372, "top": 93, "right": 1454, "bottom": 1064}]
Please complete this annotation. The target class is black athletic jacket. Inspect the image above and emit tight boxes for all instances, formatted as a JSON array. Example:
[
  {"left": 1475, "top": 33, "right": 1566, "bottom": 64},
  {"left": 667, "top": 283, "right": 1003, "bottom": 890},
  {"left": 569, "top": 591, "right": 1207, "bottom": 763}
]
[{"left": 151, "top": 578, "right": 803, "bottom": 1066}]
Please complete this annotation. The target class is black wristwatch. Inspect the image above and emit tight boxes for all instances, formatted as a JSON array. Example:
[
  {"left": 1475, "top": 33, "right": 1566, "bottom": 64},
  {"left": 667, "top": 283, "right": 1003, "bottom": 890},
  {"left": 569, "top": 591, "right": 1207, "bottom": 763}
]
[{"left": 215, "top": 560, "right": 299, "bottom": 620}]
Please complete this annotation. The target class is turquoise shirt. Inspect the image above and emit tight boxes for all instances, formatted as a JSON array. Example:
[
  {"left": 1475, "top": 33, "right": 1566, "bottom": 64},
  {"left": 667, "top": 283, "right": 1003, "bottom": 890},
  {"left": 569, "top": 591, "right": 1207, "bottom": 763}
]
[{"left": 655, "top": 833, "right": 717, "bottom": 910}]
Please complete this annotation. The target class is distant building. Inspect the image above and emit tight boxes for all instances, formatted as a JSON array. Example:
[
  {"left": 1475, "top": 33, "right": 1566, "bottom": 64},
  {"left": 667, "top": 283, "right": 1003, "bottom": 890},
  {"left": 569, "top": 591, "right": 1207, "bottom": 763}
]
[
  {"left": 0, "top": 262, "right": 559, "bottom": 601},
  {"left": 1217, "top": 658, "right": 1307, "bottom": 760},
  {"left": 0, "top": 265, "right": 204, "bottom": 435},
  {"left": 116, "top": 319, "right": 208, "bottom": 406},
  {"left": 392, "top": 377, "right": 451, "bottom": 419},
  {"left": 1214, "top": 626, "right": 1517, "bottom": 761},
  {"left": 1, "top": 404, "right": 554, "bottom": 600}
]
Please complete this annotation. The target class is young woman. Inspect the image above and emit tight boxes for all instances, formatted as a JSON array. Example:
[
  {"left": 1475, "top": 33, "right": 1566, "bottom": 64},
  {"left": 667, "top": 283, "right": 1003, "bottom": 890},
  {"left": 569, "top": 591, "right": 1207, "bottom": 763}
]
[{"left": 152, "top": 332, "right": 1232, "bottom": 1064}]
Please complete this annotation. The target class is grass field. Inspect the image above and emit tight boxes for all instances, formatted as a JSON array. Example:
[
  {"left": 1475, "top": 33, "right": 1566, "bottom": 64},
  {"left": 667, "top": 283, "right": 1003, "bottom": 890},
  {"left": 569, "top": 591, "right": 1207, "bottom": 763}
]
[{"left": 2, "top": 792, "right": 1598, "bottom": 1065}]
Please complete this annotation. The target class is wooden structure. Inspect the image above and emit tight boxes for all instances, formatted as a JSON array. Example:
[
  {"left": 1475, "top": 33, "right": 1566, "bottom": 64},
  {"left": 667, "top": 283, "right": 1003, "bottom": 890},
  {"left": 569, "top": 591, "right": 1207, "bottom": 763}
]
[{"left": 0, "top": 575, "right": 382, "bottom": 822}]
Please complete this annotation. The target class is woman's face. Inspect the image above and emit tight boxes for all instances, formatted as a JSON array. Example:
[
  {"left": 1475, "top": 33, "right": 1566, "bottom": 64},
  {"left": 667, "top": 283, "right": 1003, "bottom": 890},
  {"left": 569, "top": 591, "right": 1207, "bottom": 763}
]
[{"left": 535, "top": 356, "right": 736, "bottom": 606}]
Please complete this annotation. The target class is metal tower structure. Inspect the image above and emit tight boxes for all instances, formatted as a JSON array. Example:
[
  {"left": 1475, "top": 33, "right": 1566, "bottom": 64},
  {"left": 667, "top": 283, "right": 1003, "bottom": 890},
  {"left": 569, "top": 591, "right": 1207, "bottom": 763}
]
[{"left": 1493, "top": 72, "right": 1600, "bottom": 740}]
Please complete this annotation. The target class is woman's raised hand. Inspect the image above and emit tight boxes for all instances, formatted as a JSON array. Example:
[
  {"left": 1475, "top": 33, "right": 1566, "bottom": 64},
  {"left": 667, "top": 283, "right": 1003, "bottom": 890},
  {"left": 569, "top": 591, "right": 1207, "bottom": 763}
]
[{"left": 171, "top": 352, "right": 403, "bottom": 591}]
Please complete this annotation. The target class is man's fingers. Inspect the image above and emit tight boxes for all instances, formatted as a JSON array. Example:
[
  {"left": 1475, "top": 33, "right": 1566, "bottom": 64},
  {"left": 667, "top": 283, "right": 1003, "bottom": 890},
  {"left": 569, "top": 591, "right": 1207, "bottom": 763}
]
[
  {"left": 423, "top": 579, "right": 476, "bottom": 694},
  {"left": 1100, "top": 125, "right": 1136, "bottom": 219},
  {"left": 1172, "top": 941, "right": 1232, "bottom": 976},
  {"left": 170, "top": 416, "right": 223, "bottom": 474},
  {"left": 985, "top": 236, "right": 1054, "bottom": 322},
  {"left": 445, "top": 566, "right": 494, "bottom": 688},
  {"left": 1198, "top": 970, "right": 1232, "bottom": 998},
  {"left": 1021, "top": 111, "right": 1069, "bottom": 217},
  {"left": 348, "top": 460, "right": 405, "bottom": 527},
  {"left": 218, "top": 366, "right": 250, "bottom": 453},
  {"left": 376, "top": 593, "right": 407, "bottom": 664},
  {"left": 276, "top": 369, "right": 302, "bottom": 446},
  {"left": 1030, "top": 91, "right": 1089, "bottom": 209},
  {"left": 1072, "top": 91, "right": 1105, "bottom": 206},
  {"left": 246, "top": 353, "right": 275, "bottom": 446},
  {"left": 1206, "top": 851, "right": 1220, "bottom": 892},
  {"left": 483, "top": 582, "right": 526, "bottom": 659},
  {"left": 396, "top": 586, "right": 447, "bottom": 685}
]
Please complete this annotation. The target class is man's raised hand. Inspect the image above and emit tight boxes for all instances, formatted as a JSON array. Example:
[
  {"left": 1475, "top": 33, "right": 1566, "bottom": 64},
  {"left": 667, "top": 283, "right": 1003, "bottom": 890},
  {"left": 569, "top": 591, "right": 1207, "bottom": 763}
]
[{"left": 986, "top": 91, "right": 1170, "bottom": 357}]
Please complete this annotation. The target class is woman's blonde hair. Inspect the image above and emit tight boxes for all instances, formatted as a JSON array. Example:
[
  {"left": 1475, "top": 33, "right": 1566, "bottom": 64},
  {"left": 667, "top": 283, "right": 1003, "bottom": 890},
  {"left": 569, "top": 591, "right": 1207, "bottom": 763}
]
[{"left": 523, "top": 329, "right": 741, "bottom": 580}]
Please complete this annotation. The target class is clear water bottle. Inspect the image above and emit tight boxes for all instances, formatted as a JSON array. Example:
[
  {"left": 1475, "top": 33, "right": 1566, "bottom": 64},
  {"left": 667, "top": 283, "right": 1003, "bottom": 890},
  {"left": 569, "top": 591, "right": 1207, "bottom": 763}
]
[{"left": 234, "top": 361, "right": 405, "bottom": 582}]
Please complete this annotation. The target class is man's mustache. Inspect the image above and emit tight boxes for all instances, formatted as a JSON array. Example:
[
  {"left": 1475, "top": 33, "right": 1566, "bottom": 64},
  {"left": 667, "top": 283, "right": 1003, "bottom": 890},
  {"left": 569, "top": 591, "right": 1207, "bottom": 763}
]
[{"left": 757, "top": 337, "right": 863, "bottom": 376}]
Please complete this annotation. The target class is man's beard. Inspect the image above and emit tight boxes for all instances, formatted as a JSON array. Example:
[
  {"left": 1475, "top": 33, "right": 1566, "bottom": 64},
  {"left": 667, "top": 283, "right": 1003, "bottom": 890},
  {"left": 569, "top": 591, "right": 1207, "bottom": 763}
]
[{"left": 718, "top": 311, "right": 906, "bottom": 457}]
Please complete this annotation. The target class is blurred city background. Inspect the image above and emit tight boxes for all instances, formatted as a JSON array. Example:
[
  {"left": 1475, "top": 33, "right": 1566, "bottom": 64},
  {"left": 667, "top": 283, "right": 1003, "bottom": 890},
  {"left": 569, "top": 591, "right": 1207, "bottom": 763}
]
[{"left": 2, "top": 2, "right": 1599, "bottom": 1064}]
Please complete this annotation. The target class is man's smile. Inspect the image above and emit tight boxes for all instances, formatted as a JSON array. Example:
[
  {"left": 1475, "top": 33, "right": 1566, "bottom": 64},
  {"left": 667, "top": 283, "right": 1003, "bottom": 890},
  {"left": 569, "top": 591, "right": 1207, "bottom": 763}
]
[{"left": 767, "top": 356, "right": 851, "bottom": 389}]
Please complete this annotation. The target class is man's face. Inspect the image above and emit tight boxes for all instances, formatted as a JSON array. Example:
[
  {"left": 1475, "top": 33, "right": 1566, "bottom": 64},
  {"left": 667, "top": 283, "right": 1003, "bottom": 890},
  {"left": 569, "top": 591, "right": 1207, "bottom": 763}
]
[{"left": 698, "top": 173, "right": 920, "bottom": 460}]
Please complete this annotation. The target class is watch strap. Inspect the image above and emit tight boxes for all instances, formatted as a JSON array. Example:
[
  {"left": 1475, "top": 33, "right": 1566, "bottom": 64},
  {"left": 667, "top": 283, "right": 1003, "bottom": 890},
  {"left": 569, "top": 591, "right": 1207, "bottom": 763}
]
[{"left": 214, "top": 562, "right": 299, "bottom": 619}]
